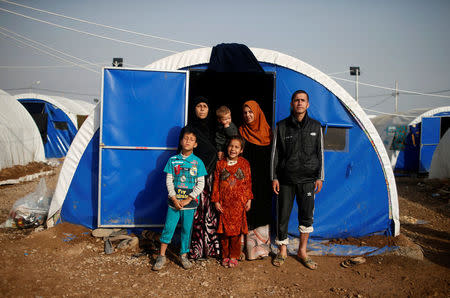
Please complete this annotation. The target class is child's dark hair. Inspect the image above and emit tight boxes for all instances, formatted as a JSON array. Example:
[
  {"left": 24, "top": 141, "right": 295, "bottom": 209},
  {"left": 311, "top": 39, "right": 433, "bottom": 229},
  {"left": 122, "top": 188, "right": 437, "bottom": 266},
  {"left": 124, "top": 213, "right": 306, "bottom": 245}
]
[
  {"left": 177, "top": 127, "right": 197, "bottom": 153},
  {"left": 226, "top": 135, "right": 246, "bottom": 152},
  {"left": 180, "top": 127, "right": 197, "bottom": 141}
]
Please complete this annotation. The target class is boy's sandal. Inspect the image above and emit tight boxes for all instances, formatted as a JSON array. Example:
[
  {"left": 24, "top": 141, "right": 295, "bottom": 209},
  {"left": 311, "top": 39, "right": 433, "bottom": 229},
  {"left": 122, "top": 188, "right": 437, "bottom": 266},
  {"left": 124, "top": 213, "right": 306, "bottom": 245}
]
[
  {"left": 228, "top": 258, "right": 238, "bottom": 268},
  {"left": 298, "top": 256, "right": 318, "bottom": 270},
  {"left": 272, "top": 254, "right": 287, "bottom": 267},
  {"left": 221, "top": 258, "right": 230, "bottom": 267}
]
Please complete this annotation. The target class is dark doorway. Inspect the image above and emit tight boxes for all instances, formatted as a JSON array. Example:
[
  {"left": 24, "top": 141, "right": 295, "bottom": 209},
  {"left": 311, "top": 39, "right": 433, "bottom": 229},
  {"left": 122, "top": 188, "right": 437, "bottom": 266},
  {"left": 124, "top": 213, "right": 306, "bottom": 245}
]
[
  {"left": 440, "top": 116, "right": 450, "bottom": 139},
  {"left": 20, "top": 101, "right": 48, "bottom": 144},
  {"left": 187, "top": 70, "right": 275, "bottom": 128}
]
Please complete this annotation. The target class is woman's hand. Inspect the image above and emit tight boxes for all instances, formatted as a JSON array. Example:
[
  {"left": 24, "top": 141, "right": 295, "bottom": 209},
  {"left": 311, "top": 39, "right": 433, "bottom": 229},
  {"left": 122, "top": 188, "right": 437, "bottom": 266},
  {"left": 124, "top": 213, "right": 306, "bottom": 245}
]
[
  {"left": 217, "top": 151, "right": 224, "bottom": 160},
  {"left": 245, "top": 200, "right": 251, "bottom": 211},
  {"left": 215, "top": 202, "right": 224, "bottom": 213}
]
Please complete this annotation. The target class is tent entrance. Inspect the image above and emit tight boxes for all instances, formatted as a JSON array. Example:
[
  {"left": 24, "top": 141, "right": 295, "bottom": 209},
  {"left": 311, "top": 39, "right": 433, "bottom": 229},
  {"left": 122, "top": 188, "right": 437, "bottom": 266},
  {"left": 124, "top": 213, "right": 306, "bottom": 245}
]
[
  {"left": 20, "top": 101, "right": 48, "bottom": 144},
  {"left": 188, "top": 70, "right": 275, "bottom": 127}
]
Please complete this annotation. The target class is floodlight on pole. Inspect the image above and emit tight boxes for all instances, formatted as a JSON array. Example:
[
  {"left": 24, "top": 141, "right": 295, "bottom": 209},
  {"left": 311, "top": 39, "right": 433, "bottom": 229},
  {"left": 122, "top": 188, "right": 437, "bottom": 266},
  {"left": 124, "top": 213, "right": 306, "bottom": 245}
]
[
  {"left": 349, "top": 66, "right": 361, "bottom": 102},
  {"left": 112, "top": 58, "right": 123, "bottom": 67}
]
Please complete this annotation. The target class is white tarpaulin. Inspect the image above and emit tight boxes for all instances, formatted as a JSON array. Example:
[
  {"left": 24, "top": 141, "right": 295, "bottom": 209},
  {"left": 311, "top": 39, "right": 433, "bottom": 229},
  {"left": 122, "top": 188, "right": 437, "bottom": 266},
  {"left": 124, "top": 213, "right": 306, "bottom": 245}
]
[
  {"left": 0, "top": 90, "right": 45, "bottom": 170},
  {"left": 429, "top": 129, "right": 450, "bottom": 179}
]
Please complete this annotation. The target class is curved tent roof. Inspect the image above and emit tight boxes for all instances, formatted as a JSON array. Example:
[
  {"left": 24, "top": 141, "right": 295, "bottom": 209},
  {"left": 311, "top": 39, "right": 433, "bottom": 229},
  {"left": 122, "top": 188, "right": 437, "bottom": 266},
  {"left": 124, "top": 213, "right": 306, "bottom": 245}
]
[
  {"left": 0, "top": 89, "right": 45, "bottom": 170},
  {"left": 14, "top": 93, "right": 95, "bottom": 128},
  {"left": 49, "top": 47, "right": 399, "bottom": 238}
]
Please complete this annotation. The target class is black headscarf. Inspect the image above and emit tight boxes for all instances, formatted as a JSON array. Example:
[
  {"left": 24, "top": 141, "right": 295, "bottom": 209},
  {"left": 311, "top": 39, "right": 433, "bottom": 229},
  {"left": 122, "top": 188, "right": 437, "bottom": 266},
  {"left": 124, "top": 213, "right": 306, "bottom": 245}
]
[{"left": 181, "top": 96, "right": 217, "bottom": 174}]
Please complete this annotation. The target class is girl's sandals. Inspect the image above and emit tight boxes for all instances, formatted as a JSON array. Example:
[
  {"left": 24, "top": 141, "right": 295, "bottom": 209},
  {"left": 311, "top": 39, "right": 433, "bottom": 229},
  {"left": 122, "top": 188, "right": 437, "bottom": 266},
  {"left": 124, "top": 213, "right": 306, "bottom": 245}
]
[
  {"left": 228, "top": 258, "right": 238, "bottom": 268},
  {"left": 272, "top": 254, "right": 287, "bottom": 267},
  {"left": 221, "top": 258, "right": 230, "bottom": 268},
  {"left": 297, "top": 256, "right": 318, "bottom": 270}
]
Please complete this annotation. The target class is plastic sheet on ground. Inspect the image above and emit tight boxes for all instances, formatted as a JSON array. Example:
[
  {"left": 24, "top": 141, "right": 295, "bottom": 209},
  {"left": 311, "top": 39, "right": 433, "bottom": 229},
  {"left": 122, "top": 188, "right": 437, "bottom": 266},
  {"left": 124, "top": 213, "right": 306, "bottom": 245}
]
[{"left": 270, "top": 236, "right": 399, "bottom": 257}]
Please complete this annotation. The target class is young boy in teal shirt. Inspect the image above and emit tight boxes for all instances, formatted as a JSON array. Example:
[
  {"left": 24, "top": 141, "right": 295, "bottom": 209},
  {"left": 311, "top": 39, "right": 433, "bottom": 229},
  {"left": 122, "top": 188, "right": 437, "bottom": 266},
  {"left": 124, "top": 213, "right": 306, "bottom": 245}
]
[{"left": 153, "top": 128, "right": 207, "bottom": 271}]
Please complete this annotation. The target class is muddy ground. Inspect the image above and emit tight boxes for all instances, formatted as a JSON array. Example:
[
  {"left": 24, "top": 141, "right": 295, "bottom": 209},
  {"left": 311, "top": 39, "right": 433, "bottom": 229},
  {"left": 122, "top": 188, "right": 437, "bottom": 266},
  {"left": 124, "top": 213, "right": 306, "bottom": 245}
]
[{"left": 0, "top": 164, "right": 449, "bottom": 297}]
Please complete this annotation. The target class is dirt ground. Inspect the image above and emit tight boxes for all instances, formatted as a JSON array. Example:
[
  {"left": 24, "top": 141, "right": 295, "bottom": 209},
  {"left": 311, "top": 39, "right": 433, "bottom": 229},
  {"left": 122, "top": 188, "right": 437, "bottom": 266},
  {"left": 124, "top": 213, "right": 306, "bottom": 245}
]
[{"left": 0, "top": 164, "right": 449, "bottom": 297}]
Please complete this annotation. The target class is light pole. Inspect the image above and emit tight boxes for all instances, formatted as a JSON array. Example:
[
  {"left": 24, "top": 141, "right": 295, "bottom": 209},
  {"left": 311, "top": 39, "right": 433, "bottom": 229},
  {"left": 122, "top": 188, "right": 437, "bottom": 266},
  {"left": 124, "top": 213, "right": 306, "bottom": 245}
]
[{"left": 349, "top": 67, "right": 360, "bottom": 102}]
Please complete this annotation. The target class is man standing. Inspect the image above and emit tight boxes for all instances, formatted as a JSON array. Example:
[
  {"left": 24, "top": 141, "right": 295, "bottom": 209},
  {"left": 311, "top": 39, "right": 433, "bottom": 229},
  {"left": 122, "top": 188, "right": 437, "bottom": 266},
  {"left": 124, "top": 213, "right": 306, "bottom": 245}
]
[{"left": 271, "top": 90, "right": 324, "bottom": 269}]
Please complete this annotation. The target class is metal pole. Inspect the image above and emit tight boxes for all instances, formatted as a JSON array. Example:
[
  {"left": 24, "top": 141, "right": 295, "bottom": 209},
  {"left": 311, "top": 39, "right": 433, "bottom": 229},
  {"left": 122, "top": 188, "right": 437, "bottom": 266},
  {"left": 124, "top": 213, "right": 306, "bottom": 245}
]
[
  {"left": 356, "top": 72, "right": 359, "bottom": 102},
  {"left": 395, "top": 81, "right": 398, "bottom": 113}
]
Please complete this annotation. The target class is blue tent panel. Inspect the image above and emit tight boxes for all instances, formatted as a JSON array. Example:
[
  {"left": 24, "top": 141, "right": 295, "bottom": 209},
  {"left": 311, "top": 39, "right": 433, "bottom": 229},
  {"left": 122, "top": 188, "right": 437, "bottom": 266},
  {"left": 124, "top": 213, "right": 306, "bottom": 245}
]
[
  {"left": 102, "top": 69, "right": 186, "bottom": 147},
  {"left": 99, "top": 68, "right": 187, "bottom": 226},
  {"left": 419, "top": 117, "right": 441, "bottom": 173},
  {"left": 61, "top": 131, "right": 99, "bottom": 228},
  {"left": 100, "top": 149, "right": 173, "bottom": 226}
]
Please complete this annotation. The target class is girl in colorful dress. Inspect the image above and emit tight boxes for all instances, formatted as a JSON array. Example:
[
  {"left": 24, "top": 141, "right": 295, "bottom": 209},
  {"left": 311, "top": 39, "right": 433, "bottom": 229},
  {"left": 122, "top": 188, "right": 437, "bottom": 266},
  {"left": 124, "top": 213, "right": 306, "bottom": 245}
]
[{"left": 211, "top": 136, "right": 253, "bottom": 268}]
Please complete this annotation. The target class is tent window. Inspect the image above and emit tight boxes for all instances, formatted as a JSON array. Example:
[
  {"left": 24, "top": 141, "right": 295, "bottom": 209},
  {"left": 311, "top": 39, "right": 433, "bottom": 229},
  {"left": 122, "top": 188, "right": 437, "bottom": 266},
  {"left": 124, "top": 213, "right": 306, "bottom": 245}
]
[
  {"left": 54, "top": 121, "right": 68, "bottom": 130},
  {"left": 323, "top": 127, "right": 347, "bottom": 151}
]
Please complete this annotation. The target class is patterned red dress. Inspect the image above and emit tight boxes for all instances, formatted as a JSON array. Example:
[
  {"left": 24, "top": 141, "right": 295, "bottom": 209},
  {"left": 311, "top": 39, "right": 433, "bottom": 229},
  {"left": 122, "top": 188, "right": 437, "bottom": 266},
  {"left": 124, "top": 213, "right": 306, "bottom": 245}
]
[{"left": 211, "top": 157, "right": 253, "bottom": 236}]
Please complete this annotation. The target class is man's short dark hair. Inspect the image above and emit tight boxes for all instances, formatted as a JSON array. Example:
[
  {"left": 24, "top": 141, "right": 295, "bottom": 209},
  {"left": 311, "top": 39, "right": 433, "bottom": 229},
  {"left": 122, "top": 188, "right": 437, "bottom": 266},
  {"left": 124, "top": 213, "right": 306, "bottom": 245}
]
[{"left": 291, "top": 90, "right": 309, "bottom": 102}]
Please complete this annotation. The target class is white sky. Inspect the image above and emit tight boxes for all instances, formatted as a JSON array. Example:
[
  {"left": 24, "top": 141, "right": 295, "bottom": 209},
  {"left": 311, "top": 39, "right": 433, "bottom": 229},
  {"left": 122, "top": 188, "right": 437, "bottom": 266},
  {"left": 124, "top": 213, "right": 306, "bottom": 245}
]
[{"left": 0, "top": 0, "right": 449, "bottom": 114}]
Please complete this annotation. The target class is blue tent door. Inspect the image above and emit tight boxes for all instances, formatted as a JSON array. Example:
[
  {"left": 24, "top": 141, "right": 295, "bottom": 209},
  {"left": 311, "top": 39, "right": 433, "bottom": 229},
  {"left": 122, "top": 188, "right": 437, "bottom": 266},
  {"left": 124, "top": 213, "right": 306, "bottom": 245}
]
[
  {"left": 98, "top": 68, "right": 188, "bottom": 227},
  {"left": 419, "top": 117, "right": 441, "bottom": 173}
]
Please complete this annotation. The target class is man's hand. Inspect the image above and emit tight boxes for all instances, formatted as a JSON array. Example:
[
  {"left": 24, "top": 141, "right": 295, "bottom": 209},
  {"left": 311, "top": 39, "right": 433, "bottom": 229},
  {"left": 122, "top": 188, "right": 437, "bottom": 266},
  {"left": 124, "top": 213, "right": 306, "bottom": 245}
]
[
  {"left": 215, "top": 202, "right": 224, "bottom": 213},
  {"left": 314, "top": 180, "right": 323, "bottom": 194},
  {"left": 245, "top": 200, "right": 251, "bottom": 211},
  {"left": 272, "top": 180, "right": 280, "bottom": 195}
]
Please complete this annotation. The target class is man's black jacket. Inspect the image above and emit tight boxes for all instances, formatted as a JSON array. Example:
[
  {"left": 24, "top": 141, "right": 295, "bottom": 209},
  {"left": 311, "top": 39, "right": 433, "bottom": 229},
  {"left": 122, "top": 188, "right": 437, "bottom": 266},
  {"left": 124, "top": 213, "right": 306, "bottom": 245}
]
[{"left": 271, "top": 112, "right": 325, "bottom": 184}]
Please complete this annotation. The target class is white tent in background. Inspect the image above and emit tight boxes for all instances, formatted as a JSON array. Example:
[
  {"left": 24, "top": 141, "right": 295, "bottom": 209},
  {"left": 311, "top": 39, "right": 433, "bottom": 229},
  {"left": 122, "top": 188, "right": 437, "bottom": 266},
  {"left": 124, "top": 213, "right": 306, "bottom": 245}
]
[
  {"left": 13, "top": 93, "right": 96, "bottom": 158},
  {"left": 370, "top": 108, "right": 429, "bottom": 166},
  {"left": 14, "top": 93, "right": 95, "bottom": 128},
  {"left": 429, "top": 129, "right": 450, "bottom": 179},
  {"left": 0, "top": 89, "right": 45, "bottom": 170}
]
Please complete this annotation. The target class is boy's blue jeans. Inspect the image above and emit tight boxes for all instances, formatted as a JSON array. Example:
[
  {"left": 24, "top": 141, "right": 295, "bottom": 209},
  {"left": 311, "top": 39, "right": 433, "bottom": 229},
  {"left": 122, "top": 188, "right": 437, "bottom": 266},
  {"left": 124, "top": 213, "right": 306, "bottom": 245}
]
[{"left": 160, "top": 207, "right": 196, "bottom": 255}]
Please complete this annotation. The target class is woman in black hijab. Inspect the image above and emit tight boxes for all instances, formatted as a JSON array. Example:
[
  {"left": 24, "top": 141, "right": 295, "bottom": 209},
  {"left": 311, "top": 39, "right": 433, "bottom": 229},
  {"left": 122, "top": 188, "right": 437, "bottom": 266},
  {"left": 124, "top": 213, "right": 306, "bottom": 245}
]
[{"left": 181, "top": 96, "right": 220, "bottom": 259}]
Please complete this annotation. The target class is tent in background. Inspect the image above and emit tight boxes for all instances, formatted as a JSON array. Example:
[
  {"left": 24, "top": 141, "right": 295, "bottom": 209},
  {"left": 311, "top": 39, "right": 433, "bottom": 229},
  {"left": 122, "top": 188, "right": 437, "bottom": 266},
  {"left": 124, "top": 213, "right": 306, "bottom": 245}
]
[
  {"left": 14, "top": 93, "right": 95, "bottom": 158},
  {"left": 0, "top": 89, "right": 45, "bottom": 170},
  {"left": 372, "top": 107, "right": 450, "bottom": 174},
  {"left": 47, "top": 46, "right": 399, "bottom": 241}
]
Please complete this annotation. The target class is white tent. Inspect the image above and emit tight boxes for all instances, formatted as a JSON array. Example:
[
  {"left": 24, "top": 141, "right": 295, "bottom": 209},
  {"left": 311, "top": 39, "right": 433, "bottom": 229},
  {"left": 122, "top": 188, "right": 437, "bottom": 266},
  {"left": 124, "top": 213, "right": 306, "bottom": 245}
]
[
  {"left": 429, "top": 129, "right": 450, "bottom": 179},
  {"left": 0, "top": 89, "right": 45, "bottom": 170},
  {"left": 371, "top": 107, "right": 450, "bottom": 169}
]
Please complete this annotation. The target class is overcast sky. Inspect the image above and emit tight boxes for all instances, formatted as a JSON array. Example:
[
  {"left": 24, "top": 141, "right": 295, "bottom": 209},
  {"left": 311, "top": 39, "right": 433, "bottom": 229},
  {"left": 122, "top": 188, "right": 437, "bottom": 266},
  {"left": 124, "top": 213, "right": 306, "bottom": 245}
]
[{"left": 0, "top": 0, "right": 449, "bottom": 114}]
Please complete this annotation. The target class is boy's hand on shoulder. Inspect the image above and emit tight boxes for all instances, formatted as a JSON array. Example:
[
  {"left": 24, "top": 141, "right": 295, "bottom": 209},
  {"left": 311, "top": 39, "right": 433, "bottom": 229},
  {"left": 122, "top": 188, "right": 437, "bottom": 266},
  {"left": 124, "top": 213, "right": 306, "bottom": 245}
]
[{"left": 215, "top": 202, "right": 224, "bottom": 213}]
